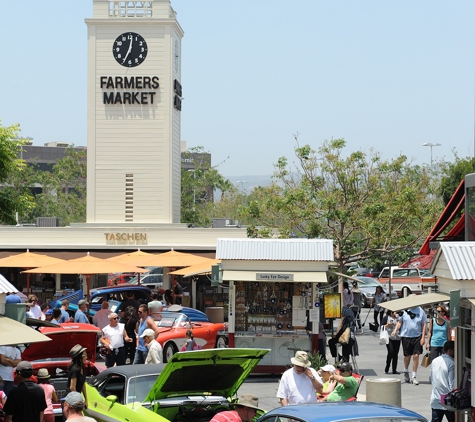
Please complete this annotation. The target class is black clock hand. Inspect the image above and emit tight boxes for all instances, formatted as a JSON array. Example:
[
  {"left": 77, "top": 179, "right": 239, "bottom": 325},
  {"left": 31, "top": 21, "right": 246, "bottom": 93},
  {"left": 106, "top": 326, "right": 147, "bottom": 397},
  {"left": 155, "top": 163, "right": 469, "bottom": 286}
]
[{"left": 122, "top": 37, "right": 133, "bottom": 63}]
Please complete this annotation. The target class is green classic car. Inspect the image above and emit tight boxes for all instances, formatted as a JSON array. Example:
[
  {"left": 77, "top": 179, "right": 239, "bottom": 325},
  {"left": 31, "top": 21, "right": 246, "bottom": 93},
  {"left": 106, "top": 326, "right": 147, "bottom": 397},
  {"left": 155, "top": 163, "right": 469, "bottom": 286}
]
[{"left": 84, "top": 348, "right": 269, "bottom": 422}]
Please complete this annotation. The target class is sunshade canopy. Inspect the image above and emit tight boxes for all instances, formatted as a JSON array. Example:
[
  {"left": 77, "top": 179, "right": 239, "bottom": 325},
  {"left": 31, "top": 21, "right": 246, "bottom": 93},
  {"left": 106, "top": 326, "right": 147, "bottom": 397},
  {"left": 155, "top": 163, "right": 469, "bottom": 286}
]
[
  {"left": 379, "top": 293, "right": 449, "bottom": 312},
  {"left": 107, "top": 249, "right": 155, "bottom": 265},
  {"left": 169, "top": 259, "right": 221, "bottom": 277},
  {"left": 0, "top": 316, "right": 52, "bottom": 346},
  {"left": 140, "top": 249, "right": 214, "bottom": 268},
  {"left": 0, "top": 250, "right": 65, "bottom": 268},
  {"left": 22, "top": 253, "right": 148, "bottom": 275}
]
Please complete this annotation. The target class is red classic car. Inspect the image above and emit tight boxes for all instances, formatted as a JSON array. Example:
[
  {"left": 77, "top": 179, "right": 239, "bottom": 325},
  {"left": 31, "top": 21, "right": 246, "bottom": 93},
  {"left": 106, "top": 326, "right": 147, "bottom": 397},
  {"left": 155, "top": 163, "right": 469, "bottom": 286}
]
[
  {"left": 155, "top": 312, "right": 227, "bottom": 362},
  {"left": 21, "top": 323, "right": 105, "bottom": 421}
]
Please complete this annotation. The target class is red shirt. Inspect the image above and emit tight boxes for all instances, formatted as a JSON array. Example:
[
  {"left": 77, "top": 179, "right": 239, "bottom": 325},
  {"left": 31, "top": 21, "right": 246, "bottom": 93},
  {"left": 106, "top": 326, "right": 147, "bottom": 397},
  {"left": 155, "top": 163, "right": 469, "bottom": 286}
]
[{"left": 210, "top": 410, "right": 242, "bottom": 422}]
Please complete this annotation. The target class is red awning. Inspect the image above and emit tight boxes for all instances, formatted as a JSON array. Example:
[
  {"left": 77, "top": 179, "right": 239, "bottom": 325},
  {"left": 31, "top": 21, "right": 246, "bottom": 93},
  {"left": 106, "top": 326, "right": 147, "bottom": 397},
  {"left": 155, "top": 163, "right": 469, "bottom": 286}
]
[
  {"left": 418, "top": 179, "right": 465, "bottom": 255},
  {"left": 399, "top": 249, "right": 436, "bottom": 269}
]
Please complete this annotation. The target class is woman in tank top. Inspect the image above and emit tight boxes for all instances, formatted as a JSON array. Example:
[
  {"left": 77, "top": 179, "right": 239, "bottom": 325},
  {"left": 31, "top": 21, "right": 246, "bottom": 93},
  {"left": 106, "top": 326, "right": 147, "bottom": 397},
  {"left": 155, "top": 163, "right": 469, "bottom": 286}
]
[
  {"left": 426, "top": 304, "right": 451, "bottom": 361},
  {"left": 133, "top": 304, "right": 159, "bottom": 364}
]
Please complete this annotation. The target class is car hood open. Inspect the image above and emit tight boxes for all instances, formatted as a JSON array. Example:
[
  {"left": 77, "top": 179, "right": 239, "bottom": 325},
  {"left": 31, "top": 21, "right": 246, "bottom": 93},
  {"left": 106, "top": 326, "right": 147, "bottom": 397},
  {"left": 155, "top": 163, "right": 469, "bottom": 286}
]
[
  {"left": 145, "top": 348, "right": 269, "bottom": 402},
  {"left": 21, "top": 323, "right": 101, "bottom": 363}
]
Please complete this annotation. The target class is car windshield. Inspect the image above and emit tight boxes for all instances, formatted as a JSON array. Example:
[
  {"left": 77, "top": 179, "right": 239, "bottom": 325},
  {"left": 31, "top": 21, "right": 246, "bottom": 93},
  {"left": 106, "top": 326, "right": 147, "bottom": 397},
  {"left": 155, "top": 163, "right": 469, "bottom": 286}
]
[
  {"left": 127, "top": 374, "right": 160, "bottom": 403},
  {"left": 357, "top": 279, "right": 380, "bottom": 288},
  {"left": 157, "top": 312, "right": 192, "bottom": 328}
]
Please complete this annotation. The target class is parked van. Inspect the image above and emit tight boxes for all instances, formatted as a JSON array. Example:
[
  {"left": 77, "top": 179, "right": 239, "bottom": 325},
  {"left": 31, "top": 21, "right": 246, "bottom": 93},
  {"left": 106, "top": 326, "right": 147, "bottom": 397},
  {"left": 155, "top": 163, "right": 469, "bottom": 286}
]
[{"left": 377, "top": 266, "right": 437, "bottom": 297}]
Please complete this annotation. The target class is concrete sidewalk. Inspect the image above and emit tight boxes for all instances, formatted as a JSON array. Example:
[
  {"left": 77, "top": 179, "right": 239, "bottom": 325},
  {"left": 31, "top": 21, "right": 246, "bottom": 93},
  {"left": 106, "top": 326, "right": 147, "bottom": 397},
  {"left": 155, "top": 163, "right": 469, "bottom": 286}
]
[{"left": 239, "top": 327, "right": 433, "bottom": 420}]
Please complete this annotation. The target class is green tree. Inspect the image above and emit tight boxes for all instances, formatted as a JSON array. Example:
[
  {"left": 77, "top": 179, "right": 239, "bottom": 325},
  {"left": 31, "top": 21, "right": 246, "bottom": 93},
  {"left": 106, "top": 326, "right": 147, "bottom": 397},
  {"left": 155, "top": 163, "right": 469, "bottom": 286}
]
[
  {"left": 0, "top": 122, "right": 36, "bottom": 224},
  {"left": 17, "top": 147, "right": 87, "bottom": 225},
  {"left": 246, "top": 137, "right": 443, "bottom": 272},
  {"left": 439, "top": 151, "right": 474, "bottom": 205},
  {"left": 181, "top": 146, "right": 232, "bottom": 226}
]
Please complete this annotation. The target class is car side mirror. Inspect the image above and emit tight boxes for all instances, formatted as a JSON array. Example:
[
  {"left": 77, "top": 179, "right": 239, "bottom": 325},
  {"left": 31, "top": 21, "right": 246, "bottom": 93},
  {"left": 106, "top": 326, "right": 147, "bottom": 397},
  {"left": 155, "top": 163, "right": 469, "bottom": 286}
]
[{"left": 106, "top": 395, "right": 118, "bottom": 410}]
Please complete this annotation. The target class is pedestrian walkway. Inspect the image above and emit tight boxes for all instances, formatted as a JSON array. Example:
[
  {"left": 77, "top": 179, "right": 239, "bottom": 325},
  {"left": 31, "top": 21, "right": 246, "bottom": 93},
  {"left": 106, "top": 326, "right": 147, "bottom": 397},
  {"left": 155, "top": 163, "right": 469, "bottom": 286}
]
[{"left": 239, "top": 326, "right": 433, "bottom": 420}]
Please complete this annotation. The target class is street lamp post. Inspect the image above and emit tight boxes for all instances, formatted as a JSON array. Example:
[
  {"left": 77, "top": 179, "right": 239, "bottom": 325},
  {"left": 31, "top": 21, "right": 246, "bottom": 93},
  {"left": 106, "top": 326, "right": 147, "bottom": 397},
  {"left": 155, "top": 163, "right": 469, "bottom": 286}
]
[
  {"left": 237, "top": 180, "right": 247, "bottom": 191},
  {"left": 422, "top": 143, "right": 441, "bottom": 168}
]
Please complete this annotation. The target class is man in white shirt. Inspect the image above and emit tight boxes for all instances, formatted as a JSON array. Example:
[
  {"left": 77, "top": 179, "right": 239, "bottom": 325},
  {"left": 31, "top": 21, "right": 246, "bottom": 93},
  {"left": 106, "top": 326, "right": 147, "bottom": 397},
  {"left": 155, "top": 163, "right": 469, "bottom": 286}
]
[
  {"left": 100, "top": 313, "right": 133, "bottom": 368},
  {"left": 0, "top": 346, "right": 21, "bottom": 395},
  {"left": 28, "top": 295, "right": 42, "bottom": 319},
  {"left": 430, "top": 341, "right": 455, "bottom": 422},
  {"left": 93, "top": 302, "right": 112, "bottom": 330},
  {"left": 141, "top": 329, "right": 163, "bottom": 364},
  {"left": 276, "top": 351, "right": 323, "bottom": 405}
]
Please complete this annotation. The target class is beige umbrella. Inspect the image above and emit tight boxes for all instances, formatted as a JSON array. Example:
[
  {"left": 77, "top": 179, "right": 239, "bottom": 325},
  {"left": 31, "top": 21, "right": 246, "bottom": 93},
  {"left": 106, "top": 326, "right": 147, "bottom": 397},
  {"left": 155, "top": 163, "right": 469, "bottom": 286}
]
[
  {"left": 107, "top": 250, "right": 155, "bottom": 285},
  {"left": 0, "top": 316, "right": 52, "bottom": 346},
  {"left": 23, "top": 253, "right": 148, "bottom": 301},
  {"left": 107, "top": 249, "right": 155, "bottom": 265},
  {"left": 139, "top": 249, "right": 214, "bottom": 268},
  {"left": 169, "top": 259, "right": 221, "bottom": 278},
  {"left": 0, "top": 249, "right": 66, "bottom": 294}
]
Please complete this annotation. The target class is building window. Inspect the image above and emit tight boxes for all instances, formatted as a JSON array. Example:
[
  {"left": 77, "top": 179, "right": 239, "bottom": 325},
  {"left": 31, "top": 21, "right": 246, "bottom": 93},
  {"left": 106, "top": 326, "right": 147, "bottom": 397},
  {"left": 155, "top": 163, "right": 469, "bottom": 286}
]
[{"left": 109, "top": 1, "right": 153, "bottom": 18}]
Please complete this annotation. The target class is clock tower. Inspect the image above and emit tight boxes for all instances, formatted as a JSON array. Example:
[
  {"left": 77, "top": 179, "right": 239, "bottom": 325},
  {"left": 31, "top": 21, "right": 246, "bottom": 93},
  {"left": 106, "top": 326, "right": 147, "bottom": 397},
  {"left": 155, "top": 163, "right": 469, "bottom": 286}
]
[{"left": 85, "top": 0, "right": 183, "bottom": 224}]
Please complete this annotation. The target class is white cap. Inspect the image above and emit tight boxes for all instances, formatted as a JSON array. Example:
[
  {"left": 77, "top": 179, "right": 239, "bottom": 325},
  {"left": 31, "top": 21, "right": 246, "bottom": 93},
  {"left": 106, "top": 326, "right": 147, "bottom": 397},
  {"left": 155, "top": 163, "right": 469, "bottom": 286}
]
[{"left": 140, "top": 328, "right": 155, "bottom": 338}]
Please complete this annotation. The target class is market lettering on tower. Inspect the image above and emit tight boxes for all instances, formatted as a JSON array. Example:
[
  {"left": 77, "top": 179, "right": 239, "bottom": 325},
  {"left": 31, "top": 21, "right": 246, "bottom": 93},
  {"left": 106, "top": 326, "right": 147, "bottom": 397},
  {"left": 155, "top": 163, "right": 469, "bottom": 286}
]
[{"left": 100, "top": 76, "right": 160, "bottom": 105}]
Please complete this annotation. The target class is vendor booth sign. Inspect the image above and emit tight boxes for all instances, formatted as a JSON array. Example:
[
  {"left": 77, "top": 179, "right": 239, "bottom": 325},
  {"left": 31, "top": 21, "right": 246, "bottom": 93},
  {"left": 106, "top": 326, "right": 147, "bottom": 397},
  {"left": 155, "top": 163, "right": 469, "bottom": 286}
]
[{"left": 323, "top": 293, "right": 341, "bottom": 319}]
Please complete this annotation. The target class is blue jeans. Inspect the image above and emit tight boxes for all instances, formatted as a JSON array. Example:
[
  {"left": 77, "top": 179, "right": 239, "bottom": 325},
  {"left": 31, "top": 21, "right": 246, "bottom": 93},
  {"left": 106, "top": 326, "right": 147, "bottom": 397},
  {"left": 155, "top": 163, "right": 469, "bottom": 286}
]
[
  {"left": 431, "top": 408, "right": 455, "bottom": 422},
  {"left": 0, "top": 380, "right": 14, "bottom": 395},
  {"left": 133, "top": 349, "right": 148, "bottom": 364}
]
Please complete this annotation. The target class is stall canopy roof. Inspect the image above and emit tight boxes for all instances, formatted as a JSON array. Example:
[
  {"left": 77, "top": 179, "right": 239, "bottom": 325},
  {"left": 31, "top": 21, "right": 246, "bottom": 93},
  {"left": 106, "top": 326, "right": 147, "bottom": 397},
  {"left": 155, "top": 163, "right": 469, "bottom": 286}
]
[
  {"left": 216, "top": 238, "right": 334, "bottom": 261},
  {"left": 379, "top": 293, "right": 449, "bottom": 312}
]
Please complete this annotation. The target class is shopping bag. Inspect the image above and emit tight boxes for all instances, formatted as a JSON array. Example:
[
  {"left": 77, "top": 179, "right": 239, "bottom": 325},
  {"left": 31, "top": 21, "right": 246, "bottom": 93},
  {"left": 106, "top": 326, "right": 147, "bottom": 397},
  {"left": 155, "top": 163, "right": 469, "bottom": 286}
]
[
  {"left": 369, "top": 322, "right": 379, "bottom": 332},
  {"left": 421, "top": 353, "right": 432, "bottom": 368},
  {"left": 379, "top": 327, "right": 389, "bottom": 345},
  {"left": 339, "top": 327, "right": 351, "bottom": 345}
]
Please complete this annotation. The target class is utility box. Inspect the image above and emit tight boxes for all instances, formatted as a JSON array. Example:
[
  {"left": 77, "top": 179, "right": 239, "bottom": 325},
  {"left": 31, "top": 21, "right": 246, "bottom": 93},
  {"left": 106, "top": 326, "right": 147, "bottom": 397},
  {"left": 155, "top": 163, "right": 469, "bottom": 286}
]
[
  {"left": 5, "top": 303, "right": 26, "bottom": 324},
  {"left": 37, "top": 217, "right": 62, "bottom": 227},
  {"left": 212, "top": 218, "right": 231, "bottom": 228}
]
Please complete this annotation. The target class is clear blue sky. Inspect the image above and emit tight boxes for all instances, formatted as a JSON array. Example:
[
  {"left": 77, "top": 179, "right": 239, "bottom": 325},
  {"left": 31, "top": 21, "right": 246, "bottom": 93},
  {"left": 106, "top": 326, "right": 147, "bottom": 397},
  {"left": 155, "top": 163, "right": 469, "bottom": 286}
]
[{"left": 1, "top": 1, "right": 474, "bottom": 177}]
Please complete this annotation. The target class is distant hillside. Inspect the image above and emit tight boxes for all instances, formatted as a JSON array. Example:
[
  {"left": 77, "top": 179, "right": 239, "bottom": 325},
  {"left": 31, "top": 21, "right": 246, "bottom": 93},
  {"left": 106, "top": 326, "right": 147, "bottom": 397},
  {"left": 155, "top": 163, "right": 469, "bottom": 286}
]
[{"left": 226, "top": 175, "right": 273, "bottom": 192}]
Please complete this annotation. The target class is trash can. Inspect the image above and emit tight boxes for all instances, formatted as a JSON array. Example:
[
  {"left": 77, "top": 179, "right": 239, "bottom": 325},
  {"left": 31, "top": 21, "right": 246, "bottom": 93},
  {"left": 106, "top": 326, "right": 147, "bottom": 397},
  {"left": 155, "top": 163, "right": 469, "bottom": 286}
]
[
  {"left": 206, "top": 307, "right": 224, "bottom": 323},
  {"left": 366, "top": 377, "right": 401, "bottom": 407}
]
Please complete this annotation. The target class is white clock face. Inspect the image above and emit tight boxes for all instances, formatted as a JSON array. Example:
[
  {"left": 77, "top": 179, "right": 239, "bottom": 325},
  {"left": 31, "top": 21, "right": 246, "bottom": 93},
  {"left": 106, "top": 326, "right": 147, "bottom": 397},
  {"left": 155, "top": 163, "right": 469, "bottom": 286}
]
[{"left": 113, "top": 32, "right": 148, "bottom": 67}]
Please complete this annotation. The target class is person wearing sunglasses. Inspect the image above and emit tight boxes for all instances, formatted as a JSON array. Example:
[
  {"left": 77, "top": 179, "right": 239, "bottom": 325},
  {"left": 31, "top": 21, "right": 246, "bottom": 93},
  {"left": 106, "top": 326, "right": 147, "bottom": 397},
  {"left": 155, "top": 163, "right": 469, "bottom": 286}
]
[
  {"left": 426, "top": 304, "right": 451, "bottom": 361},
  {"left": 134, "top": 304, "right": 159, "bottom": 364},
  {"left": 100, "top": 313, "right": 133, "bottom": 368}
]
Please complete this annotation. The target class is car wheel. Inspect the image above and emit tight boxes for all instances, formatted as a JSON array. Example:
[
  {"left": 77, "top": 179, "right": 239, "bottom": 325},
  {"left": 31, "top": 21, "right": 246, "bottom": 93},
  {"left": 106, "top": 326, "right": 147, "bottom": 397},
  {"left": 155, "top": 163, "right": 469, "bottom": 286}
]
[
  {"left": 216, "top": 335, "right": 228, "bottom": 348},
  {"left": 163, "top": 342, "right": 178, "bottom": 363},
  {"left": 361, "top": 295, "right": 367, "bottom": 308},
  {"left": 401, "top": 287, "right": 412, "bottom": 298}
]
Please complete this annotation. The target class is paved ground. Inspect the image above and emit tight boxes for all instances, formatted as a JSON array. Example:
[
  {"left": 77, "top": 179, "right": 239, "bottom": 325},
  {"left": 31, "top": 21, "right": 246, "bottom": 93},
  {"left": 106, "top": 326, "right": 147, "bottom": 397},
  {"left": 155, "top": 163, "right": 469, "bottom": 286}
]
[{"left": 238, "top": 326, "right": 433, "bottom": 420}]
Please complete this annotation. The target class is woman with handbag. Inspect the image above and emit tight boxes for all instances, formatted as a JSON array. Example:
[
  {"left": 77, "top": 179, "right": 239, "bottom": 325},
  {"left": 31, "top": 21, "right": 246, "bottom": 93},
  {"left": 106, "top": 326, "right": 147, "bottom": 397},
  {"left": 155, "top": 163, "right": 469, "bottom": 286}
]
[
  {"left": 426, "top": 304, "right": 451, "bottom": 361},
  {"left": 382, "top": 310, "right": 401, "bottom": 374},
  {"left": 328, "top": 305, "right": 356, "bottom": 362}
]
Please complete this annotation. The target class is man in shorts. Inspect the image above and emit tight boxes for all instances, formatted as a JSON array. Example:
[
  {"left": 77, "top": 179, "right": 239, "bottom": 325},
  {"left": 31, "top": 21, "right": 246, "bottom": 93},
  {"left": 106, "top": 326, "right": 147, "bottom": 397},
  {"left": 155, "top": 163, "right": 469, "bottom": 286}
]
[{"left": 392, "top": 306, "right": 427, "bottom": 385}]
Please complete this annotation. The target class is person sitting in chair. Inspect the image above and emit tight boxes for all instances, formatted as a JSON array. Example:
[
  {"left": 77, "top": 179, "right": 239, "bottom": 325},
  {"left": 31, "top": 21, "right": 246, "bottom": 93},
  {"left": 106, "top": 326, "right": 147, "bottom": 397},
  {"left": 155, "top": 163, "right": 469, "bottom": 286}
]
[{"left": 321, "top": 362, "right": 358, "bottom": 402}]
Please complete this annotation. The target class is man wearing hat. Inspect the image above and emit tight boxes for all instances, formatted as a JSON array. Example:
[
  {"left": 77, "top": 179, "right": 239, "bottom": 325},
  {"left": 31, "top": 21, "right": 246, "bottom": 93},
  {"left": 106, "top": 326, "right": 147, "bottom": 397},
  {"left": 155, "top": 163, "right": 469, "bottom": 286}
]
[
  {"left": 210, "top": 394, "right": 260, "bottom": 422},
  {"left": 140, "top": 328, "right": 163, "bottom": 364},
  {"left": 276, "top": 351, "right": 323, "bottom": 406},
  {"left": 3, "top": 361, "right": 47, "bottom": 422},
  {"left": 75, "top": 300, "right": 90, "bottom": 324},
  {"left": 322, "top": 362, "right": 358, "bottom": 402},
  {"left": 45, "top": 309, "right": 54, "bottom": 322},
  {"left": 62, "top": 392, "right": 95, "bottom": 421}
]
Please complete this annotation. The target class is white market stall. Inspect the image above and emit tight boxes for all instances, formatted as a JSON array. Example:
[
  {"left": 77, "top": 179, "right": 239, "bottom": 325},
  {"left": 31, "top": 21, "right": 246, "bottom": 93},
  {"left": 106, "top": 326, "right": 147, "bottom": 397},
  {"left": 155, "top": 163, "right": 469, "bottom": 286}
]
[{"left": 216, "top": 238, "right": 333, "bottom": 372}]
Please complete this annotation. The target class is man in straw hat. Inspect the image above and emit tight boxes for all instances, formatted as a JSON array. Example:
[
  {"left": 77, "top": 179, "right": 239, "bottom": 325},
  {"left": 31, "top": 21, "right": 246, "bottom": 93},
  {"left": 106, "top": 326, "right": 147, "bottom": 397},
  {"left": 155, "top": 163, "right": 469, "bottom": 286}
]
[
  {"left": 276, "top": 351, "right": 323, "bottom": 405},
  {"left": 62, "top": 392, "right": 96, "bottom": 422},
  {"left": 210, "top": 394, "right": 260, "bottom": 422}
]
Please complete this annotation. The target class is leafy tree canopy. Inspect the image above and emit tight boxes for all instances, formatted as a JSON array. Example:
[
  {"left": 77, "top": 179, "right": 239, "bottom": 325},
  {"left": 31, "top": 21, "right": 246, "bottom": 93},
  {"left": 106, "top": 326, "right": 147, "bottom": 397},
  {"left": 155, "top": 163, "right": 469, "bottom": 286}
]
[
  {"left": 439, "top": 150, "right": 474, "bottom": 205},
  {"left": 0, "top": 121, "right": 36, "bottom": 224},
  {"left": 245, "top": 137, "right": 443, "bottom": 272}
]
